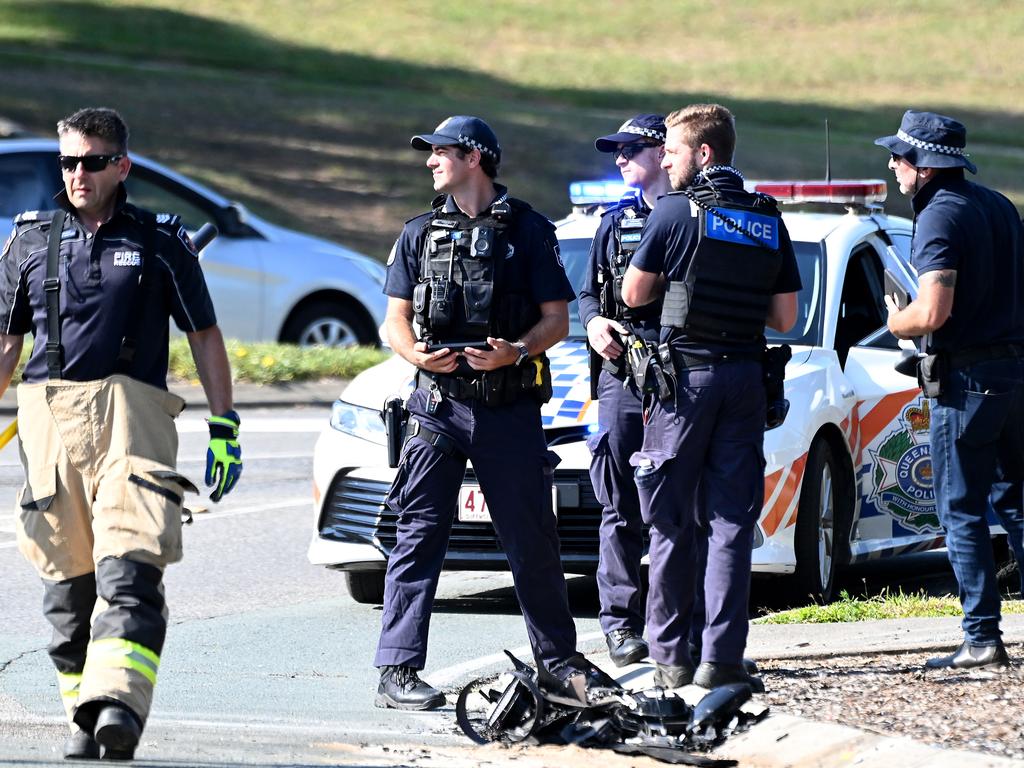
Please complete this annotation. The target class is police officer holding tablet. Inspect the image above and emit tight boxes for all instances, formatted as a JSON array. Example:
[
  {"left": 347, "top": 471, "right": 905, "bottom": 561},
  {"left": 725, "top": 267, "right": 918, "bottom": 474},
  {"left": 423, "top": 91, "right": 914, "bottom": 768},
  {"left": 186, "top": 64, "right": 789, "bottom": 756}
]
[
  {"left": 621, "top": 104, "right": 801, "bottom": 692},
  {"left": 578, "top": 114, "right": 670, "bottom": 669},
  {"left": 374, "top": 115, "right": 605, "bottom": 710},
  {"left": 880, "top": 110, "right": 1024, "bottom": 670}
]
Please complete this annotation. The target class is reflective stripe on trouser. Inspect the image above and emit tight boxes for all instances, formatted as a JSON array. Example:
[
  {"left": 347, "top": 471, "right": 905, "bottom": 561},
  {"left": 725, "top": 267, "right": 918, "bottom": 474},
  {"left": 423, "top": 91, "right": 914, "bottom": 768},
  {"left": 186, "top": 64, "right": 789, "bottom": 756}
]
[
  {"left": 13, "top": 375, "right": 192, "bottom": 725},
  {"left": 57, "top": 671, "right": 83, "bottom": 725},
  {"left": 77, "top": 638, "right": 160, "bottom": 722}
]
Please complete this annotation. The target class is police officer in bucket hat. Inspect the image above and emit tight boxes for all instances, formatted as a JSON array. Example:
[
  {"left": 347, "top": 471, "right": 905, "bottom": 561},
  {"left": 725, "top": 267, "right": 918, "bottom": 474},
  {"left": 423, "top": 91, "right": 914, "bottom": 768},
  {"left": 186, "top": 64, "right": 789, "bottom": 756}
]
[{"left": 879, "top": 110, "right": 1024, "bottom": 670}]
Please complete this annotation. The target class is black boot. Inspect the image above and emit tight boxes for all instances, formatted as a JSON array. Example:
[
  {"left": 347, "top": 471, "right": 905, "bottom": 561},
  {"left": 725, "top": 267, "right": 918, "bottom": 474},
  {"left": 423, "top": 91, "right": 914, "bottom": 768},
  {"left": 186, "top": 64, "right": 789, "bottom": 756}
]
[
  {"left": 375, "top": 666, "right": 446, "bottom": 711},
  {"left": 694, "top": 661, "right": 765, "bottom": 693},
  {"left": 925, "top": 641, "right": 1010, "bottom": 670},
  {"left": 93, "top": 705, "right": 141, "bottom": 760},
  {"left": 63, "top": 730, "right": 100, "bottom": 760},
  {"left": 605, "top": 629, "right": 649, "bottom": 667},
  {"left": 653, "top": 661, "right": 695, "bottom": 689},
  {"left": 689, "top": 643, "right": 758, "bottom": 674}
]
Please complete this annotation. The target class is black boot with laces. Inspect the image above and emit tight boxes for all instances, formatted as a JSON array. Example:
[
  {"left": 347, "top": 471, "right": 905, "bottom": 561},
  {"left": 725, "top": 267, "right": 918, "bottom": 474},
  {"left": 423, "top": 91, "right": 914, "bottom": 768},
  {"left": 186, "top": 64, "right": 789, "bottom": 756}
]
[
  {"left": 375, "top": 665, "right": 446, "bottom": 711},
  {"left": 605, "top": 628, "right": 649, "bottom": 667}
]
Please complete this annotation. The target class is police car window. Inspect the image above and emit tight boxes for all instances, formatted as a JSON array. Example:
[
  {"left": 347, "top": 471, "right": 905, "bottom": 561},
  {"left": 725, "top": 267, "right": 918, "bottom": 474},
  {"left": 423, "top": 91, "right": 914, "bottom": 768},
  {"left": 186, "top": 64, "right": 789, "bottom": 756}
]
[
  {"left": 0, "top": 153, "right": 57, "bottom": 218},
  {"left": 123, "top": 169, "right": 213, "bottom": 232},
  {"left": 557, "top": 237, "right": 590, "bottom": 338},
  {"left": 834, "top": 243, "right": 887, "bottom": 366},
  {"left": 764, "top": 240, "right": 824, "bottom": 347}
]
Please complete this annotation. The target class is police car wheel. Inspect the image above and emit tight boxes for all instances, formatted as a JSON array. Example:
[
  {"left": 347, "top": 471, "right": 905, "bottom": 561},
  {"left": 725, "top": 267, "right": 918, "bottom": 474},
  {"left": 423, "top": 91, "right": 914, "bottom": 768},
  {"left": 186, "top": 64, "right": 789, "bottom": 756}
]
[
  {"left": 345, "top": 571, "right": 385, "bottom": 604},
  {"left": 282, "top": 300, "right": 374, "bottom": 348},
  {"left": 791, "top": 439, "right": 850, "bottom": 604}
]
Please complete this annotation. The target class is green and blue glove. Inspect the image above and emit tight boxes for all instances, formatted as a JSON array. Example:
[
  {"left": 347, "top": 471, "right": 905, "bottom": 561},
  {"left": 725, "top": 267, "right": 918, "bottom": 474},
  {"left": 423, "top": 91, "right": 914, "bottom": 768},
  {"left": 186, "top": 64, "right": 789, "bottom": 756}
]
[{"left": 206, "top": 410, "right": 242, "bottom": 502}]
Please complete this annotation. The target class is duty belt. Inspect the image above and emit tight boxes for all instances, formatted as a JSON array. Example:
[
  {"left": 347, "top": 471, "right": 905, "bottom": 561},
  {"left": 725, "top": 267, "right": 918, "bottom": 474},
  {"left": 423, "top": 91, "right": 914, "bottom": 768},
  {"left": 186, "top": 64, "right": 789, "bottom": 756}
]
[
  {"left": 946, "top": 343, "right": 1024, "bottom": 370},
  {"left": 670, "top": 348, "right": 761, "bottom": 370},
  {"left": 418, "top": 370, "right": 488, "bottom": 400}
]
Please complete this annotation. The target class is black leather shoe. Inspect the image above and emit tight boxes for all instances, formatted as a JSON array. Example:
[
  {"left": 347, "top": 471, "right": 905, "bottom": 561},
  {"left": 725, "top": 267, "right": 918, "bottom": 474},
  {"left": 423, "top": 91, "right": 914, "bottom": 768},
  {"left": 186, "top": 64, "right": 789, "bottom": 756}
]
[
  {"left": 63, "top": 730, "right": 100, "bottom": 760},
  {"left": 925, "top": 641, "right": 1010, "bottom": 670},
  {"left": 544, "top": 654, "right": 621, "bottom": 700},
  {"left": 694, "top": 662, "right": 765, "bottom": 693},
  {"left": 375, "top": 665, "right": 446, "bottom": 711},
  {"left": 93, "top": 705, "right": 141, "bottom": 760},
  {"left": 689, "top": 644, "right": 758, "bottom": 674},
  {"left": 606, "top": 629, "right": 649, "bottom": 667},
  {"left": 653, "top": 661, "right": 695, "bottom": 688}
]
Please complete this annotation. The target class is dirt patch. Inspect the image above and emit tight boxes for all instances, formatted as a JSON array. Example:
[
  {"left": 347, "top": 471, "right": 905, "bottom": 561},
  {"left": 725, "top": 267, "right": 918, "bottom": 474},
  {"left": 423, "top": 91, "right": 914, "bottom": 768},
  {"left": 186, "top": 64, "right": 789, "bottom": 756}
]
[{"left": 760, "top": 643, "right": 1024, "bottom": 761}]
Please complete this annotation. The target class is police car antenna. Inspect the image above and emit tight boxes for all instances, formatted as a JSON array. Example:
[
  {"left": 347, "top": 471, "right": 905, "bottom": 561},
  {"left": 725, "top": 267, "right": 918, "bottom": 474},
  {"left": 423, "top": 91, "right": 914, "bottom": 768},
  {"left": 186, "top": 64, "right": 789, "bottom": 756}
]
[{"left": 825, "top": 119, "right": 831, "bottom": 183}]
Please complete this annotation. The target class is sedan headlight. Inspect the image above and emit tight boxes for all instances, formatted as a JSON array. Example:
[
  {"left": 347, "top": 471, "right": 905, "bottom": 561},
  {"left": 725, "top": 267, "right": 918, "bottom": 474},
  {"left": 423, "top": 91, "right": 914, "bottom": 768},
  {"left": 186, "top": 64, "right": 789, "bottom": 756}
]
[{"left": 329, "top": 400, "right": 386, "bottom": 445}]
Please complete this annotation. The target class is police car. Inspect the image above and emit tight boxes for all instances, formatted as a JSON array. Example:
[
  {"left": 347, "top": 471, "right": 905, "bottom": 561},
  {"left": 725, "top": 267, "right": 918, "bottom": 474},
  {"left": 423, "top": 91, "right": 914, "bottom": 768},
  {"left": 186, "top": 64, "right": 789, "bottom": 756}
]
[
  {"left": 309, "top": 178, "right": 944, "bottom": 605},
  {"left": 0, "top": 139, "right": 386, "bottom": 346}
]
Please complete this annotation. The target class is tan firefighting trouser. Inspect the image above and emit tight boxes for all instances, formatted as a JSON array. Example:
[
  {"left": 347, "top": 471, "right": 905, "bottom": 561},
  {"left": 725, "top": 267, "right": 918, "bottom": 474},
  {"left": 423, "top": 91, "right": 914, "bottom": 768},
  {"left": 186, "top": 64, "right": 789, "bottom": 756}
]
[{"left": 14, "top": 375, "right": 196, "bottom": 730}]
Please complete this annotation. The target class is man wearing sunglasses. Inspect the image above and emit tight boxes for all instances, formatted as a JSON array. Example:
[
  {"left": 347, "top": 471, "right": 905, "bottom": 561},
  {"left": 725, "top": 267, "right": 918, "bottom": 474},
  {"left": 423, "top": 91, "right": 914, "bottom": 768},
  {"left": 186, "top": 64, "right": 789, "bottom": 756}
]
[
  {"left": 577, "top": 114, "right": 670, "bottom": 672},
  {"left": 879, "top": 110, "right": 1024, "bottom": 670},
  {"left": 0, "top": 107, "right": 239, "bottom": 760}
]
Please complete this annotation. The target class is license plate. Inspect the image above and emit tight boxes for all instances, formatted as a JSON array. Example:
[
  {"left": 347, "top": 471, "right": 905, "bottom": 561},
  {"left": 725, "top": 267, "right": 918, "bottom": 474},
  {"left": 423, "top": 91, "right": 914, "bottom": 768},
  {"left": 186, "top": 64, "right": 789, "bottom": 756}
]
[{"left": 457, "top": 485, "right": 558, "bottom": 523}]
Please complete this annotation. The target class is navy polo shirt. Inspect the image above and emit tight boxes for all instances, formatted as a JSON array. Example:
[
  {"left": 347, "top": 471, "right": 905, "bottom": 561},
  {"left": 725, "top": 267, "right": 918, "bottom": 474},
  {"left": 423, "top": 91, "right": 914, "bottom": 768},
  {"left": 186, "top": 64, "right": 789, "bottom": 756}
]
[
  {"left": 0, "top": 186, "right": 217, "bottom": 388},
  {"left": 631, "top": 169, "right": 801, "bottom": 356},
  {"left": 910, "top": 171, "right": 1024, "bottom": 353},
  {"left": 385, "top": 185, "right": 575, "bottom": 307},
  {"left": 577, "top": 195, "right": 662, "bottom": 345}
]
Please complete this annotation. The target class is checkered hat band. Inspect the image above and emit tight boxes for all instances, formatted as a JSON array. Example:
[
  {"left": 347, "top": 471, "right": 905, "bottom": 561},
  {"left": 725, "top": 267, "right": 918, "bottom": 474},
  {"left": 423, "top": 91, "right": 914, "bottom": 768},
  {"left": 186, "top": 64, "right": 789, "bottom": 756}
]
[
  {"left": 458, "top": 135, "right": 498, "bottom": 158},
  {"left": 897, "top": 129, "right": 967, "bottom": 157},
  {"left": 622, "top": 125, "right": 665, "bottom": 141}
]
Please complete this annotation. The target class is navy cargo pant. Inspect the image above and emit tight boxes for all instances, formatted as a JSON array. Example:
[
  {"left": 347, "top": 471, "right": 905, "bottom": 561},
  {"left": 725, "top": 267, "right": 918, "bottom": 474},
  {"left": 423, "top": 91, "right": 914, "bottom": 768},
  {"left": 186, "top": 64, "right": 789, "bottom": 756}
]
[
  {"left": 374, "top": 385, "right": 578, "bottom": 672},
  {"left": 631, "top": 360, "right": 765, "bottom": 667},
  {"left": 587, "top": 370, "right": 646, "bottom": 636}
]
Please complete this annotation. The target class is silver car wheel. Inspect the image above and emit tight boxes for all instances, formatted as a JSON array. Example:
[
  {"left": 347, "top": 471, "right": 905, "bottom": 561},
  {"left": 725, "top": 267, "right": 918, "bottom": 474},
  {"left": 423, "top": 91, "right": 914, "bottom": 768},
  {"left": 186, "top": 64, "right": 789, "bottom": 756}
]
[
  {"left": 298, "top": 317, "right": 359, "bottom": 348},
  {"left": 817, "top": 463, "right": 835, "bottom": 591}
]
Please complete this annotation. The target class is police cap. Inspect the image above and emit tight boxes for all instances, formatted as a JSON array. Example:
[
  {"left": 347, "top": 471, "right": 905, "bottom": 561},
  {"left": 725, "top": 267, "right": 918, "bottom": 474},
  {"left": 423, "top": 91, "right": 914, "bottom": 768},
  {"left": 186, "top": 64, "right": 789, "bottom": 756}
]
[
  {"left": 411, "top": 116, "right": 501, "bottom": 162},
  {"left": 595, "top": 114, "right": 666, "bottom": 152}
]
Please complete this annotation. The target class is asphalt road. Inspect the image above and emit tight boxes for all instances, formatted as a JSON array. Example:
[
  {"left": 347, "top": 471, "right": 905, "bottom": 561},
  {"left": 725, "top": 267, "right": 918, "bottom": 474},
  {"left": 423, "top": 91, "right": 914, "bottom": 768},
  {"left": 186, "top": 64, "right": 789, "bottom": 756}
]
[{"left": 0, "top": 404, "right": 965, "bottom": 766}]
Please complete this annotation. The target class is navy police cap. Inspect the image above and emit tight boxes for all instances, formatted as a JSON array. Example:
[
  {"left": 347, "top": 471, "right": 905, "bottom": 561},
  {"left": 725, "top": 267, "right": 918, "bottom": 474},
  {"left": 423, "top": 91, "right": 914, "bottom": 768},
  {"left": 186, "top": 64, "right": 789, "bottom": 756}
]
[
  {"left": 411, "top": 115, "right": 501, "bottom": 162},
  {"left": 874, "top": 109, "right": 977, "bottom": 174},
  {"left": 595, "top": 114, "right": 666, "bottom": 152}
]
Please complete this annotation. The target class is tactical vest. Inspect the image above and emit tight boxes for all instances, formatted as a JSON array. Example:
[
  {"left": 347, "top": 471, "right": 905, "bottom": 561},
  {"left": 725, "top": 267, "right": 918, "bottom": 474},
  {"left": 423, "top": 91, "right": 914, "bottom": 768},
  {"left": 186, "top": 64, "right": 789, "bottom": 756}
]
[
  {"left": 412, "top": 197, "right": 539, "bottom": 345},
  {"left": 661, "top": 185, "right": 784, "bottom": 344},
  {"left": 600, "top": 200, "right": 648, "bottom": 322}
]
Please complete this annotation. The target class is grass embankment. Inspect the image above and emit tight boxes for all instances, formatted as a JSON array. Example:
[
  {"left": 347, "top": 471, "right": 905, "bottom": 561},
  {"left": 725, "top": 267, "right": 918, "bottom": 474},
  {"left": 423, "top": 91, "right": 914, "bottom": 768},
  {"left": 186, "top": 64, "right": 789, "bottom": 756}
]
[
  {"left": 758, "top": 590, "right": 1024, "bottom": 624},
  {"left": 1, "top": 1, "right": 1022, "bottom": 261}
]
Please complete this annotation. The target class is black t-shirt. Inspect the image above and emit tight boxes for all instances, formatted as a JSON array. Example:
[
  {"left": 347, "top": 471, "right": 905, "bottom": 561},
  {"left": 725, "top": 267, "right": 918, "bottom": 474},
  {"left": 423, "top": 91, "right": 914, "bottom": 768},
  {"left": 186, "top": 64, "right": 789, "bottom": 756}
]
[
  {"left": 910, "top": 172, "right": 1024, "bottom": 352},
  {"left": 0, "top": 187, "right": 217, "bottom": 388},
  {"left": 385, "top": 186, "right": 575, "bottom": 307},
  {"left": 631, "top": 169, "right": 802, "bottom": 356},
  {"left": 578, "top": 195, "right": 661, "bottom": 345}
]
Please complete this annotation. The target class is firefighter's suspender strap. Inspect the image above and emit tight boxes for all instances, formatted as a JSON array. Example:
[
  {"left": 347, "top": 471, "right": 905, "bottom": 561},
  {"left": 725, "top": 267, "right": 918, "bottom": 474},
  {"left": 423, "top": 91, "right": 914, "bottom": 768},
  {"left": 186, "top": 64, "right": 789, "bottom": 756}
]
[{"left": 44, "top": 211, "right": 67, "bottom": 380}]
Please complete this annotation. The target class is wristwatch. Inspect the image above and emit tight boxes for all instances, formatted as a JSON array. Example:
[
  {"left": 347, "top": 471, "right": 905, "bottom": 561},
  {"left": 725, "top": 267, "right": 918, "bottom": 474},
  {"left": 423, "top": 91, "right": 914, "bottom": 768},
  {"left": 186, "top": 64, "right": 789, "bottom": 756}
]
[{"left": 512, "top": 341, "right": 530, "bottom": 367}]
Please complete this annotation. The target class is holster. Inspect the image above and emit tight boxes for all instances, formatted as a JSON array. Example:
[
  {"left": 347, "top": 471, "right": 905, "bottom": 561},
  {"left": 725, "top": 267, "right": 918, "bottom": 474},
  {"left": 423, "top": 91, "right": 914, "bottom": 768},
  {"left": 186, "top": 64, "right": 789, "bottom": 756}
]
[
  {"left": 381, "top": 397, "right": 408, "bottom": 468},
  {"left": 917, "top": 353, "right": 945, "bottom": 398},
  {"left": 762, "top": 344, "right": 792, "bottom": 429}
]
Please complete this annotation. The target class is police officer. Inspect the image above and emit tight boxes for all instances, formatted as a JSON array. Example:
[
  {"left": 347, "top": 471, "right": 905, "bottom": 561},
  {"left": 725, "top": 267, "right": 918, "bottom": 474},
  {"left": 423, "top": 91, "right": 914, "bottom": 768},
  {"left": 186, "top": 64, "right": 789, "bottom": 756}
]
[
  {"left": 578, "top": 114, "right": 670, "bottom": 669},
  {"left": 375, "top": 115, "right": 604, "bottom": 710},
  {"left": 621, "top": 104, "right": 801, "bottom": 691},
  {"left": 0, "top": 107, "right": 240, "bottom": 759},
  {"left": 879, "top": 110, "right": 1024, "bottom": 669}
]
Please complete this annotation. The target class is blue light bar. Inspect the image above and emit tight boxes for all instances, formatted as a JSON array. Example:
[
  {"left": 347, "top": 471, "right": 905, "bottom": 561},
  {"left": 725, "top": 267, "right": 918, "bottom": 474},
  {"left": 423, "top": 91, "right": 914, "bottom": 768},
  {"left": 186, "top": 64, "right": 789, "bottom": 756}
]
[{"left": 569, "top": 180, "right": 638, "bottom": 206}]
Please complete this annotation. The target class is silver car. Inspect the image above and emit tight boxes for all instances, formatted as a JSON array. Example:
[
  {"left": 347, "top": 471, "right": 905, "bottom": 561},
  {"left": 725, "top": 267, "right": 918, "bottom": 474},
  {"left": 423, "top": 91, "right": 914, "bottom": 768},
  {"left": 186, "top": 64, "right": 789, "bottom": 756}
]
[{"left": 0, "top": 139, "right": 386, "bottom": 347}]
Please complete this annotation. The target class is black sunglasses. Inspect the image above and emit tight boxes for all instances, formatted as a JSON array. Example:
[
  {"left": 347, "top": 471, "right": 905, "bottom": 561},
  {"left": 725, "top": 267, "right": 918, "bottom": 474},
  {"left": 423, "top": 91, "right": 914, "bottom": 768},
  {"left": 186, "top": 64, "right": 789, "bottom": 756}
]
[
  {"left": 890, "top": 152, "right": 905, "bottom": 163},
  {"left": 613, "top": 144, "right": 653, "bottom": 161},
  {"left": 58, "top": 154, "right": 123, "bottom": 173}
]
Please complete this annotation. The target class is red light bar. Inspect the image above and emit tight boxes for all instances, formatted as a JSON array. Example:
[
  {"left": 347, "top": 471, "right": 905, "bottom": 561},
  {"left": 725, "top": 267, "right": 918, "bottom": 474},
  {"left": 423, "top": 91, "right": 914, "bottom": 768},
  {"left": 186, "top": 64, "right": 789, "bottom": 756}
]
[{"left": 746, "top": 180, "right": 887, "bottom": 205}]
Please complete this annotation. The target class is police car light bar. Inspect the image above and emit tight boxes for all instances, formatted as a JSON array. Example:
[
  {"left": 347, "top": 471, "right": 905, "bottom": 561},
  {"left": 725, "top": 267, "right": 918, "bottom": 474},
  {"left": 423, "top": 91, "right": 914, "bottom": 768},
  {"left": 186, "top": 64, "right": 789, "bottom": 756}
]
[
  {"left": 745, "top": 180, "right": 887, "bottom": 205},
  {"left": 568, "top": 180, "right": 638, "bottom": 206}
]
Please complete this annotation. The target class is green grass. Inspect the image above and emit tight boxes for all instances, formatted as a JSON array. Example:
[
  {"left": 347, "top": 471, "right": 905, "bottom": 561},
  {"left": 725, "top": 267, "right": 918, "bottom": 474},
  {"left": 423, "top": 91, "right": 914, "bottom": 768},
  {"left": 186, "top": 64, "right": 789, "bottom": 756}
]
[
  {"left": 1, "top": 1, "right": 1022, "bottom": 260},
  {"left": 168, "top": 339, "right": 390, "bottom": 384},
  {"left": 757, "top": 589, "right": 1024, "bottom": 624}
]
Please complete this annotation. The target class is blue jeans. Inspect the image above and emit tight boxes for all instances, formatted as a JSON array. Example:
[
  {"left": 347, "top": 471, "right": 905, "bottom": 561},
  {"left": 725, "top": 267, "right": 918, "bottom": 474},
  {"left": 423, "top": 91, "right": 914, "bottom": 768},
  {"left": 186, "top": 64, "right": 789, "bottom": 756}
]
[{"left": 930, "top": 355, "right": 1024, "bottom": 645}]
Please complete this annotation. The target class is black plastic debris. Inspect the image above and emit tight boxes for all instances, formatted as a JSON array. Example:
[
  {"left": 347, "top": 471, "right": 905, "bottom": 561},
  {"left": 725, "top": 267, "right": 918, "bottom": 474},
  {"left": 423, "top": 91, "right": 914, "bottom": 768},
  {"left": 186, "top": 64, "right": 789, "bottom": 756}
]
[{"left": 455, "top": 651, "right": 768, "bottom": 766}]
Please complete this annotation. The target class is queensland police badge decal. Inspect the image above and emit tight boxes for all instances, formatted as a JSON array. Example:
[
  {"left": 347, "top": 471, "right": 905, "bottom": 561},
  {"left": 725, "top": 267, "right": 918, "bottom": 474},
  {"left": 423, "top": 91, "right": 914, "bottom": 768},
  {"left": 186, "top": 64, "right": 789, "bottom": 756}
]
[{"left": 867, "top": 400, "right": 939, "bottom": 532}]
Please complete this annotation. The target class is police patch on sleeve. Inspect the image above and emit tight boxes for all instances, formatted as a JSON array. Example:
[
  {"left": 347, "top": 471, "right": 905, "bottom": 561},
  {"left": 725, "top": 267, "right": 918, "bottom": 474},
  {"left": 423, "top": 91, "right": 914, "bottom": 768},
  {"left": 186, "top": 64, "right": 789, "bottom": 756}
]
[
  {"left": 550, "top": 239, "right": 564, "bottom": 268},
  {"left": 386, "top": 238, "right": 399, "bottom": 266},
  {"left": 177, "top": 225, "right": 198, "bottom": 257}
]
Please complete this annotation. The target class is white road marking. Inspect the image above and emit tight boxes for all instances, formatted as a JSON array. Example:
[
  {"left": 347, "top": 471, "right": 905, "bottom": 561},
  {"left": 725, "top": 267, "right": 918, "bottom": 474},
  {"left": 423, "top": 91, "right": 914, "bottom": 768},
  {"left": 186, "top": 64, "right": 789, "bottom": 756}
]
[
  {"left": 429, "top": 629, "right": 605, "bottom": 687},
  {"left": 185, "top": 497, "right": 309, "bottom": 520},
  {"left": 176, "top": 418, "right": 326, "bottom": 434}
]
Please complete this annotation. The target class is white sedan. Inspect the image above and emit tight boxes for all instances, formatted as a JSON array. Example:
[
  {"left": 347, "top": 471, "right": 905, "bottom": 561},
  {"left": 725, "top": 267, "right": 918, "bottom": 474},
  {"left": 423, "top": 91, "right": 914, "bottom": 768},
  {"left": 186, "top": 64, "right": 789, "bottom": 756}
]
[
  {"left": 309, "top": 179, "right": 949, "bottom": 604},
  {"left": 0, "top": 139, "right": 386, "bottom": 347}
]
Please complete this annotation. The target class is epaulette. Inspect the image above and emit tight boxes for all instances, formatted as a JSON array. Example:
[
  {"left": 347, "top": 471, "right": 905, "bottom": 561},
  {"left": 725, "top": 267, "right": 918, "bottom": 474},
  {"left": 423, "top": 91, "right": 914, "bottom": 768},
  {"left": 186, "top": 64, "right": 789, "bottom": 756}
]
[
  {"left": 153, "top": 212, "right": 182, "bottom": 231},
  {"left": 13, "top": 209, "right": 59, "bottom": 227}
]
